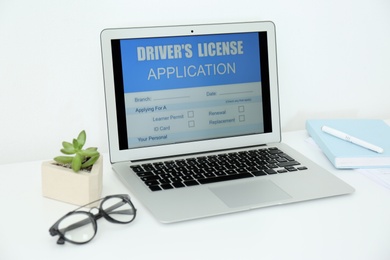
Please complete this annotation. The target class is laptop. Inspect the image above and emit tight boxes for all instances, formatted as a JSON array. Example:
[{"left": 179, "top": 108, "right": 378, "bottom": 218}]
[{"left": 100, "top": 21, "right": 354, "bottom": 223}]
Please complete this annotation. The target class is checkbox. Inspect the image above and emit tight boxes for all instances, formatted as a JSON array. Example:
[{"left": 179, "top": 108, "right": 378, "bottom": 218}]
[
  {"left": 239, "top": 115, "right": 245, "bottom": 122},
  {"left": 188, "top": 120, "right": 195, "bottom": 127},
  {"left": 187, "top": 111, "right": 194, "bottom": 118},
  {"left": 238, "top": 106, "right": 245, "bottom": 113}
]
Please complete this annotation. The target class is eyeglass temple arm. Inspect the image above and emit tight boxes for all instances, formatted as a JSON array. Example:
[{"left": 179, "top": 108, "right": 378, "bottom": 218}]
[{"left": 104, "top": 200, "right": 136, "bottom": 215}]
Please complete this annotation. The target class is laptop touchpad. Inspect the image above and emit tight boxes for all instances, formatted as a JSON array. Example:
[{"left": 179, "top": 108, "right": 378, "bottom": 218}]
[{"left": 210, "top": 179, "right": 291, "bottom": 208}]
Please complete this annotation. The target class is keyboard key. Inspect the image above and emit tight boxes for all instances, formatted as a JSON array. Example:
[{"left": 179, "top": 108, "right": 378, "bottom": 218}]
[
  {"left": 204, "top": 172, "right": 216, "bottom": 178},
  {"left": 159, "top": 178, "right": 171, "bottom": 184},
  {"left": 286, "top": 167, "right": 298, "bottom": 172},
  {"left": 236, "top": 168, "right": 248, "bottom": 173},
  {"left": 136, "top": 171, "right": 154, "bottom": 177},
  {"left": 193, "top": 174, "right": 205, "bottom": 180},
  {"left": 198, "top": 172, "right": 253, "bottom": 184},
  {"left": 252, "top": 170, "right": 267, "bottom": 176},
  {"left": 267, "top": 148, "right": 283, "bottom": 154},
  {"left": 184, "top": 180, "right": 199, "bottom": 186},
  {"left": 182, "top": 176, "right": 194, "bottom": 181},
  {"left": 144, "top": 180, "right": 159, "bottom": 186},
  {"left": 131, "top": 165, "right": 144, "bottom": 172},
  {"left": 170, "top": 177, "right": 182, "bottom": 183},
  {"left": 172, "top": 182, "right": 185, "bottom": 188},
  {"left": 277, "top": 161, "right": 300, "bottom": 167},
  {"left": 161, "top": 183, "right": 174, "bottom": 190},
  {"left": 141, "top": 175, "right": 160, "bottom": 181},
  {"left": 149, "top": 185, "right": 161, "bottom": 191},
  {"left": 225, "top": 170, "right": 236, "bottom": 175},
  {"left": 264, "top": 169, "right": 277, "bottom": 175}
]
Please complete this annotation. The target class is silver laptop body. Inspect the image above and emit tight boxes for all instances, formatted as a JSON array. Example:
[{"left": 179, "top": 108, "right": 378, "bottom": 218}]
[{"left": 101, "top": 21, "right": 354, "bottom": 223}]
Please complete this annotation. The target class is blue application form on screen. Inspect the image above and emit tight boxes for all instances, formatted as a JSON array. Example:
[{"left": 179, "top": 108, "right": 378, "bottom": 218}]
[{"left": 119, "top": 32, "right": 265, "bottom": 148}]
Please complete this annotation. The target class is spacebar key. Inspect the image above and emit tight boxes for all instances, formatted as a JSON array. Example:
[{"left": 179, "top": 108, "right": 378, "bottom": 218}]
[{"left": 198, "top": 173, "right": 253, "bottom": 184}]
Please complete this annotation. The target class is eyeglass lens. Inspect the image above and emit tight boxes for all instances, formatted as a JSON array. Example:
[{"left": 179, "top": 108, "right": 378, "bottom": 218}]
[
  {"left": 58, "top": 212, "right": 96, "bottom": 244},
  {"left": 101, "top": 196, "right": 135, "bottom": 223}
]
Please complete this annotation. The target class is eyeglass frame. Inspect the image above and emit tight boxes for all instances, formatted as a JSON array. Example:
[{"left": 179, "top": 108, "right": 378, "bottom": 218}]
[{"left": 49, "top": 194, "right": 137, "bottom": 245}]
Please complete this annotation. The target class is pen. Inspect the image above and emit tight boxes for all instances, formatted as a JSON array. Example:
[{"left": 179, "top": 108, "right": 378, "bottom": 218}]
[{"left": 321, "top": 125, "right": 384, "bottom": 154}]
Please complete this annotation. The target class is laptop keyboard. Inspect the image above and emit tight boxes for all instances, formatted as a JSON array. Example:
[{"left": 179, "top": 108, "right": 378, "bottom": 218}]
[{"left": 130, "top": 147, "right": 308, "bottom": 192}]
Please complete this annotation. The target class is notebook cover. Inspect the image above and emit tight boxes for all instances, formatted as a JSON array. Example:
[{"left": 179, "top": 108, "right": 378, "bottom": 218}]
[{"left": 306, "top": 119, "right": 390, "bottom": 169}]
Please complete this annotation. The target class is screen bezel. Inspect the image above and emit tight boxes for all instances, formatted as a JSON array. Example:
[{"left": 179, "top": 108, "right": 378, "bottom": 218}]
[{"left": 101, "top": 21, "right": 281, "bottom": 163}]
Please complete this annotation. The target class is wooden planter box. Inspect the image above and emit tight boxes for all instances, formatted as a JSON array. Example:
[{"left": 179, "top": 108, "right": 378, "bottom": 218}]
[{"left": 41, "top": 156, "right": 103, "bottom": 206}]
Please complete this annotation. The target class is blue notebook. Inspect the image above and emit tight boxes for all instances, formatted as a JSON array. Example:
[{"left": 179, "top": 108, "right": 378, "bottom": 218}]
[{"left": 306, "top": 119, "right": 390, "bottom": 169}]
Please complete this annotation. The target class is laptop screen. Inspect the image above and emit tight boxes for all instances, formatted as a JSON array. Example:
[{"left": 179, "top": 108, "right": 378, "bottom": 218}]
[
  {"left": 110, "top": 31, "right": 272, "bottom": 150},
  {"left": 101, "top": 22, "right": 280, "bottom": 162}
]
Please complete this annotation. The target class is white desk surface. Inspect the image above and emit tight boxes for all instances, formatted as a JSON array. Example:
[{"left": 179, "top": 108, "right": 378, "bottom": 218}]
[{"left": 1, "top": 130, "right": 390, "bottom": 260}]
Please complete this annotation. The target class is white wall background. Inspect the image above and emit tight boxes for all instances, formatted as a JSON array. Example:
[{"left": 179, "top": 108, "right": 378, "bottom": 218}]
[{"left": 1, "top": 0, "right": 390, "bottom": 164}]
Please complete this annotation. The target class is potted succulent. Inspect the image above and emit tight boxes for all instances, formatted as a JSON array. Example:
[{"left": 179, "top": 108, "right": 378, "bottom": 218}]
[{"left": 41, "top": 130, "right": 103, "bottom": 206}]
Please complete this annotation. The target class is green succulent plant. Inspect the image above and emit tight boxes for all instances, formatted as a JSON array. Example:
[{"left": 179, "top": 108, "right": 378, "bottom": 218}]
[{"left": 54, "top": 130, "right": 100, "bottom": 172}]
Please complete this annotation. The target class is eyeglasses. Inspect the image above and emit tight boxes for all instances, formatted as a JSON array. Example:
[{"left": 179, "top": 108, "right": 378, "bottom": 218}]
[{"left": 49, "top": 194, "right": 137, "bottom": 245}]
